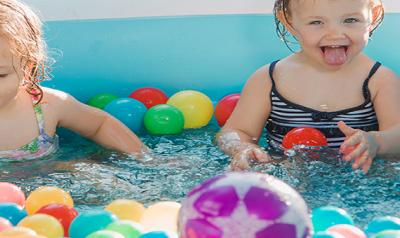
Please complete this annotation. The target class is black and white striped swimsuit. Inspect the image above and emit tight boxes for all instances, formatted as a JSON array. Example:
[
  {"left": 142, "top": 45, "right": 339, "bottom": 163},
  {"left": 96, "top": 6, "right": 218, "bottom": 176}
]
[{"left": 266, "top": 60, "right": 380, "bottom": 148}]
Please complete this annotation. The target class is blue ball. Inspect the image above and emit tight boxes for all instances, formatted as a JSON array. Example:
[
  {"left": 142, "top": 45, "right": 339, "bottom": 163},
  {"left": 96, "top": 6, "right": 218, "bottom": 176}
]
[
  {"left": 311, "top": 206, "right": 354, "bottom": 232},
  {"left": 0, "top": 203, "right": 27, "bottom": 225},
  {"left": 365, "top": 216, "right": 400, "bottom": 237},
  {"left": 69, "top": 210, "right": 118, "bottom": 238},
  {"left": 104, "top": 98, "right": 147, "bottom": 133},
  {"left": 139, "top": 231, "right": 177, "bottom": 238}
]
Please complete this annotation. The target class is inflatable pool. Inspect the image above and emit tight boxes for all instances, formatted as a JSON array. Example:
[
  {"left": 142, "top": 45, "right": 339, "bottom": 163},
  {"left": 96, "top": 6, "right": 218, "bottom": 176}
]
[{"left": 0, "top": 0, "right": 399, "bottom": 236}]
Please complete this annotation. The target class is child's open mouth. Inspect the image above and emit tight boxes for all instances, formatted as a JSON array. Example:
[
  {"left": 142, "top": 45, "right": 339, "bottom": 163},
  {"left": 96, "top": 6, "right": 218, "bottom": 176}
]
[{"left": 321, "top": 45, "right": 348, "bottom": 65}]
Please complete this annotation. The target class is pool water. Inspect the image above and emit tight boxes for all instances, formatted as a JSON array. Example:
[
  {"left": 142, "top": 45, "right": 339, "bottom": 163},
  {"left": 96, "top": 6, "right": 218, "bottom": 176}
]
[{"left": 0, "top": 125, "right": 399, "bottom": 227}]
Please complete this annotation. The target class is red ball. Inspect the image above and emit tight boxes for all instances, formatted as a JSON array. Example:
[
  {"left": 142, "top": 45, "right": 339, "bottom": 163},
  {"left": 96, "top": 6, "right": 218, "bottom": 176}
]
[
  {"left": 215, "top": 93, "right": 240, "bottom": 126},
  {"left": 36, "top": 204, "right": 78, "bottom": 236},
  {"left": 129, "top": 87, "right": 168, "bottom": 109},
  {"left": 282, "top": 127, "right": 328, "bottom": 149}
]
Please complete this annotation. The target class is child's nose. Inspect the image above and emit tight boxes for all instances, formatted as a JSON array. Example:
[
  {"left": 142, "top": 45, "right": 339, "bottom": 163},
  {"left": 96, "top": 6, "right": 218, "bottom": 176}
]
[{"left": 325, "top": 24, "right": 345, "bottom": 39}]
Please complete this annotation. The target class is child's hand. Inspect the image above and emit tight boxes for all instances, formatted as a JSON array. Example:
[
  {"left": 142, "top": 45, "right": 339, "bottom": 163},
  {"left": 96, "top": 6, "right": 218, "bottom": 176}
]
[
  {"left": 230, "top": 144, "right": 271, "bottom": 171},
  {"left": 338, "top": 121, "right": 379, "bottom": 173}
]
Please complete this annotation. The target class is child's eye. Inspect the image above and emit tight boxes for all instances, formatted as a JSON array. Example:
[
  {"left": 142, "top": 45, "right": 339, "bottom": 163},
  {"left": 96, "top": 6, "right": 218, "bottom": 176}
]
[
  {"left": 309, "top": 20, "right": 323, "bottom": 25},
  {"left": 0, "top": 74, "right": 8, "bottom": 78},
  {"left": 344, "top": 18, "right": 359, "bottom": 23}
]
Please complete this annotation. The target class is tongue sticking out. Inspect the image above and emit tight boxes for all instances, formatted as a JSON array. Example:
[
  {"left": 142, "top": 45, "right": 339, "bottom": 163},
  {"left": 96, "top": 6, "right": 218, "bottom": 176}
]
[{"left": 323, "top": 46, "right": 347, "bottom": 65}]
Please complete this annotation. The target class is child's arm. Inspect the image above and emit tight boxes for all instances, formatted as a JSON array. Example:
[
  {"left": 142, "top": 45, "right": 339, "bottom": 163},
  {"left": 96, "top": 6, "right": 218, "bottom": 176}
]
[
  {"left": 45, "top": 88, "right": 145, "bottom": 154},
  {"left": 216, "top": 66, "right": 272, "bottom": 170},
  {"left": 339, "top": 68, "right": 400, "bottom": 172}
]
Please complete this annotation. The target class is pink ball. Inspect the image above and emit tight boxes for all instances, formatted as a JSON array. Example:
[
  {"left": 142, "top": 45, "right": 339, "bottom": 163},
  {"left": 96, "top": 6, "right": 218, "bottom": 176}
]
[
  {"left": 0, "top": 217, "right": 13, "bottom": 231},
  {"left": 0, "top": 182, "right": 26, "bottom": 207},
  {"left": 178, "top": 172, "right": 311, "bottom": 238},
  {"left": 327, "top": 224, "right": 367, "bottom": 238}
]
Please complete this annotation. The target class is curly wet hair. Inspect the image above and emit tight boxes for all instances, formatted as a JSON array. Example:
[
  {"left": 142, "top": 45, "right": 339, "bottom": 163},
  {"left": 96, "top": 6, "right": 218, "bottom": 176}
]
[{"left": 0, "top": 0, "right": 51, "bottom": 104}]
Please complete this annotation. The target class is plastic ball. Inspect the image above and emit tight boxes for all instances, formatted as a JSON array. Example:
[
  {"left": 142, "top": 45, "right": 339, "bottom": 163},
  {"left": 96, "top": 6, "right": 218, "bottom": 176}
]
[
  {"left": 36, "top": 203, "right": 78, "bottom": 236},
  {"left": 105, "top": 199, "right": 146, "bottom": 223},
  {"left": 86, "top": 230, "right": 124, "bottom": 238},
  {"left": 312, "top": 232, "right": 345, "bottom": 238},
  {"left": 17, "top": 214, "right": 64, "bottom": 238},
  {"left": 373, "top": 230, "right": 400, "bottom": 238},
  {"left": 0, "top": 183, "right": 26, "bottom": 208},
  {"left": 178, "top": 172, "right": 311, "bottom": 238},
  {"left": 214, "top": 93, "right": 240, "bottom": 127},
  {"left": 0, "top": 227, "right": 37, "bottom": 236},
  {"left": 167, "top": 90, "right": 213, "bottom": 129},
  {"left": 327, "top": 224, "right": 366, "bottom": 238},
  {"left": 25, "top": 186, "right": 73, "bottom": 215},
  {"left": 139, "top": 231, "right": 178, "bottom": 238},
  {"left": 106, "top": 220, "right": 144, "bottom": 238},
  {"left": 0, "top": 217, "right": 13, "bottom": 232},
  {"left": 129, "top": 87, "right": 169, "bottom": 109},
  {"left": 365, "top": 216, "right": 400, "bottom": 237},
  {"left": 104, "top": 98, "right": 147, "bottom": 133},
  {"left": 282, "top": 127, "right": 328, "bottom": 149},
  {"left": 311, "top": 206, "right": 354, "bottom": 232},
  {"left": 0, "top": 203, "right": 27, "bottom": 225},
  {"left": 144, "top": 104, "right": 184, "bottom": 135},
  {"left": 140, "top": 202, "right": 181, "bottom": 233},
  {"left": 88, "top": 93, "right": 119, "bottom": 109},
  {"left": 68, "top": 210, "right": 117, "bottom": 238}
]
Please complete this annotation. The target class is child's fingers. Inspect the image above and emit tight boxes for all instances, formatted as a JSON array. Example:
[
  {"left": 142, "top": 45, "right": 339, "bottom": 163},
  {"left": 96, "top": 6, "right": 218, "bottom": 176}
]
[
  {"left": 341, "top": 131, "right": 363, "bottom": 150},
  {"left": 352, "top": 150, "right": 369, "bottom": 169},
  {"left": 230, "top": 153, "right": 250, "bottom": 171},
  {"left": 338, "top": 121, "right": 357, "bottom": 136},
  {"left": 361, "top": 157, "right": 373, "bottom": 173},
  {"left": 253, "top": 149, "right": 271, "bottom": 163},
  {"left": 343, "top": 142, "right": 366, "bottom": 162}
]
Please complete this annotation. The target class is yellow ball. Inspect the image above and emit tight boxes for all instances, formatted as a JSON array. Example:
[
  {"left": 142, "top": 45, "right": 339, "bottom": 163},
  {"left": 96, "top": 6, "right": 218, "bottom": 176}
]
[
  {"left": 139, "top": 201, "right": 181, "bottom": 233},
  {"left": 17, "top": 214, "right": 64, "bottom": 238},
  {"left": 104, "top": 199, "right": 146, "bottom": 222},
  {"left": 167, "top": 90, "right": 213, "bottom": 128},
  {"left": 25, "top": 186, "right": 74, "bottom": 215},
  {"left": 0, "top": 227, "right": 37, "bottom": 236}
]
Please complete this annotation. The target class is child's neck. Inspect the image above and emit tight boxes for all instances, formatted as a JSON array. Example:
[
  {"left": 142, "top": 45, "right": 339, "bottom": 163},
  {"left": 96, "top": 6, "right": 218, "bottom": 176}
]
[{"left": 0, "top": 88, "right": 25, "bottom": 113}]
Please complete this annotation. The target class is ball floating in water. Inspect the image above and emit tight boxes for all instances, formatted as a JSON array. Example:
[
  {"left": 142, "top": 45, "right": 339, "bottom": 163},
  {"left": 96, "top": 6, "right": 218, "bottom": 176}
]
[
  {"left": 140, "top": 201, "right": 181, "bottom": 234},
  {"left": 365, "top": 216, "right": 400, "bottom": 237},
  {"left": 25, "top": 186, "right": 73, "bottom": 215},
  {"left": 144, "top": 104, "right": 184, "bottom": 135},
  {"left": 327, "top": 224, "right": 366, "bottom": 238},
  {"left": 167, "top": 90, "right": 213, "bottom": 129},
  {"left": 129, "top": 87, "right": 169, "bottom": 109},
  {"left": 105, "top": 199, "right": 145, "bottom": 223},
  {"left": 178, "top": 172, "right": 311, "bottom": 238},
  {"left": 17, "top": 214, "right": 64, "bottom": 238},
  {"left": 104, "top": 98, "right": 147, "bottom": 133},
  {"left": 88, "top": 93, "right": 119, "bottom": 109},
  {"left": 0, "top": 182, "right": 25, "bottom": 208},
  {"left": 86, "top": 230, "right": 125, "bottom": 238},
  {"left": 68, "top": 211, "right": 117, "bottom": 238},
  {"left": 36, "top": 204, "right": 78, "bottom": 237},
  {"left": 311, "top": 206, "right": 354, "bottom": 233},
  {"left": 0, "top": 203, "right": 28, "bottom": 225},
  {"left": 373, "top": 230, "right": 400, "bottom": 238},
  {"left": 215, "top": 93, "right": 240, "bottom": 127},
  {"left": 0, "top": 217, "right": 13, "bottom": 232},
  {"left": 282, "top": 127, "right": 328, "bottom": 149}
]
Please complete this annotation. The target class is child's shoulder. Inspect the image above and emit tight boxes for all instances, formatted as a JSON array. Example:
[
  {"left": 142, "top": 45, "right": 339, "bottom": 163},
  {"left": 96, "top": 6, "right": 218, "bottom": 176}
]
[
  {"left": 370, "top": 64, "right": 399, "bottom": 88},
  {"left": 41, "top": 87, "right": 75, "bottom": 106}
]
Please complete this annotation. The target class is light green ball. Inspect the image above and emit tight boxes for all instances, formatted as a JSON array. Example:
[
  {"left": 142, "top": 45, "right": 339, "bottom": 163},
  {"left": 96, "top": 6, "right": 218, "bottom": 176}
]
[
  {"left": 373, "top": 230, "right": 400, "bottom": 238},
  {"left": 106, "top": 220, "right": 144, "bottom": 238},
  {"left": 86, "top": 230, "right": 124, "bottom": 238}
]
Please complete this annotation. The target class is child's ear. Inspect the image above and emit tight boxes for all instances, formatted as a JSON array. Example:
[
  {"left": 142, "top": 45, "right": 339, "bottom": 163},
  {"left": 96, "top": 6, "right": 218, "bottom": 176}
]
[
  {"left": 276, "top": 10, "right": 297, "bottom": 36},
  {"left": 370, "top": 2, "right": 383, "bottom": 31}
]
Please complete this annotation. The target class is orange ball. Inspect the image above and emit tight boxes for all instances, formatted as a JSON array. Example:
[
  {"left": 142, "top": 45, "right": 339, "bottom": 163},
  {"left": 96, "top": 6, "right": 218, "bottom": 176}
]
[{"left": 25, "top": 187, "right": 73, "bottom": 215}]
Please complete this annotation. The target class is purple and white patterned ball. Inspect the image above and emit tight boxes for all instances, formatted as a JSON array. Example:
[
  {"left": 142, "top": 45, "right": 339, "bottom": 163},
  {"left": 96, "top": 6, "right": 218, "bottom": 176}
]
[{"left": 178, "top": 172, "right": 311, "bottom": 238}]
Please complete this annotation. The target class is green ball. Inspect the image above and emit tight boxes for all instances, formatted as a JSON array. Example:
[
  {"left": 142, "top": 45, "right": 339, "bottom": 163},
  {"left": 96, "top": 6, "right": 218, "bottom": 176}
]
[
  {"left": 373, "top": 230, "right": 400, "bottom": 238},
  {"left": 106, "top": 220, "right": 144, "bottom": 238},
  {"left": 88, "top": 93, "right": 119, "bottom": 109},
  {"left": 144, "top": 104, "right": 184, "bottom": 135},
  {"left": 86, "top": 230, "right": 124, "bottom": 238}
]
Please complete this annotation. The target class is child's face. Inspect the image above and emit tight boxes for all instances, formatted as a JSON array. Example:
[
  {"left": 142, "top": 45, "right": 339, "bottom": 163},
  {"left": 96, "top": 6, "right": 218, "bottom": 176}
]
[
  {"left": 0, "top": 36, "right": 22, "bottom": 108},
  {"left": 289, "top": 0, "right": 374, "bottom": 67}
]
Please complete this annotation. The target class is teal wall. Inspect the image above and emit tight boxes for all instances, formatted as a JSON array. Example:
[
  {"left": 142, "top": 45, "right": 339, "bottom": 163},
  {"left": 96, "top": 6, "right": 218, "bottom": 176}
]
[{"left": 43, "top": 14, "right": 400, "bottom": 102}]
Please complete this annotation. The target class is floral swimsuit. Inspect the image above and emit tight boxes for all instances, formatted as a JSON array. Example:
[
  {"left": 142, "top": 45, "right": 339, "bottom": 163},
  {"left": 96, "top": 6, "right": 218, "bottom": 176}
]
[{"left": 0, "top": 96, "right": 58, "bottom": 160}]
